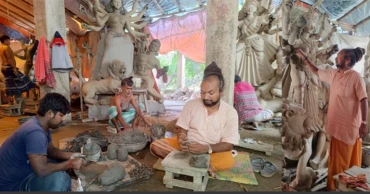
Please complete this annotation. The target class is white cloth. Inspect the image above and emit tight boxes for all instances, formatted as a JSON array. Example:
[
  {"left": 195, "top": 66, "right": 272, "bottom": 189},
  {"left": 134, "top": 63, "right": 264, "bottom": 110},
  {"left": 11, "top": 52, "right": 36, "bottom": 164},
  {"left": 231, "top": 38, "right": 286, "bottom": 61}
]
[{"left": 51, "top": 45, "right": 73, "bottom": 72}]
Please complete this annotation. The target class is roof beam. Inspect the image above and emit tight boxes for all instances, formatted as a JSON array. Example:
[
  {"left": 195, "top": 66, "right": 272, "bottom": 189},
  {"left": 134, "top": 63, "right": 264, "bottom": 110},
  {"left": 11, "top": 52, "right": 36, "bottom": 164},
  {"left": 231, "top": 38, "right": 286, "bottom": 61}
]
[
  {"left": 0, "top": 0, "right": 34, "bottom": 23},
  {"left": 172, "top": 0, "right": 182, "bottom": 11},
  {"left": 337, "top": 0, "right": 369, "bottom": 21},
  {"left": 354, "top": 15, "right": 370, "bottom": 29},
  {"left": 153, "top": 0, "right": 165, "bottom": 15},
  {"left": 0, "top": 16, "right": 33, "bottom": 37},
  {"left": 0, "top": 11, "right": 33, "bottom": 30},
  {"left": 0, "top": 7, "right": 34, "bottom": 28},
  {"left": 2, "top": 0, "right": 33, "bottom": 15},
  {"left": 312, "top": 0, "right": 323, "bottom": 9}
]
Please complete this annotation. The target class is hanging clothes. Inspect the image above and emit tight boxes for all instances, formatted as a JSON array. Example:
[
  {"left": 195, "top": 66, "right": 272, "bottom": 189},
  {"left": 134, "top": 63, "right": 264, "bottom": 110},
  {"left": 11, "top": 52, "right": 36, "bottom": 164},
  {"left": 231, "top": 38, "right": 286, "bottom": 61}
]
[
  {"left": 50, "top": 31, "right": 73, "bottom": 72},
  {"left": 35, "top": 37, "right": 56, "bottom": 89}
]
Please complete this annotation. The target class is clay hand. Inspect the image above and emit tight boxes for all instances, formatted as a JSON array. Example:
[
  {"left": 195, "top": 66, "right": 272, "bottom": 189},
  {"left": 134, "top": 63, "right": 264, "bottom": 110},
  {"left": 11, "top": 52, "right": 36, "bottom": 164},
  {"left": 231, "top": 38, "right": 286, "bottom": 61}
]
[
  {"left": 295, "top": 49, "right": 306, "bottom": 59},
  {"left": 71, "top": 158, "right": 83, "bottom": 170},
  {"left": 188, "top": 143, "right": 208, "bottom": 154},
  {"left": 70, "top": 153, "right": 86, "bottom": 159},
  {"left": 359, "top": 123, "right": 368, "bottom": 139}
]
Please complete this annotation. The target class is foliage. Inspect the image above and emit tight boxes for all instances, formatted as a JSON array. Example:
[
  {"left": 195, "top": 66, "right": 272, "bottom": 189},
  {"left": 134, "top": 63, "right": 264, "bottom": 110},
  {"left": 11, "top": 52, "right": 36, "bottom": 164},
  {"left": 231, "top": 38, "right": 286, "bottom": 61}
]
[{"left": 156, "top": 51, "right": 205, "bottom": 92}]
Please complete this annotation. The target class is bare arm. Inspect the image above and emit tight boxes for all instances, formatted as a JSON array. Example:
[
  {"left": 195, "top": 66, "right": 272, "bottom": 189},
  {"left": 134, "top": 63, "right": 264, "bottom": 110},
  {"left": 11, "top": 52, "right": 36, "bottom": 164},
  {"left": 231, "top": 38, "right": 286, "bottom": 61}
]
[
  {"left": 295, "top": 49, "right": 319, "bottom": 76},
  {"left": 360, "top": 98, "right": 368, "bottom": 123},
  {"left": 114, "top": 96, "right": 131, "bottom": 129},
  {"left": 127, "top": 0, "right": 140, "bottom": 16},
  {"left": 129, "top": 4, "right": 149, "bottom": 22},
  {"left": 47, "top": 142, "right": 74, "bottom": 161},
  {"left": 28, "top": 154, "right": 70, "bottom": 177},
  {"left": 130, "top": 95, "right": 151, "bottom": 126}
]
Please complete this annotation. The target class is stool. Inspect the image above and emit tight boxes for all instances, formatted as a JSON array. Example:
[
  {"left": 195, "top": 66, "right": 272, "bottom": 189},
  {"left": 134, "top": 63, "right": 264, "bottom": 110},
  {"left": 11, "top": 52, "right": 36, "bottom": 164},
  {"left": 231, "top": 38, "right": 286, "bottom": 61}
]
[
  {"left": 0, "top": 104, "right": 22, "bottom": 116},
  {"left": 132, "top": 89, "right": 150, "bottom": 114},
  {"left": 161, "top": 150, "right": 210, "bottom": 191}
]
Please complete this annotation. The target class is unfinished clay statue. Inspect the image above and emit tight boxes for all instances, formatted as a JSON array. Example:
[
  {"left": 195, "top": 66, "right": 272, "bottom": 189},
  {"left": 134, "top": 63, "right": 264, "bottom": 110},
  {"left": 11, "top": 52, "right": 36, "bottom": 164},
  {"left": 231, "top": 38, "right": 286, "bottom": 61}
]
[
  {"left": 83, "top": 138, "right": 101, "bottom": 162},
  {"left": 81, "top": 0, "right": 149, "bottom": 79},
  {"left": 107, "top": 143, "right": 118, "bottom": 160},
  {"left": 189, "top": 156, "right": 208, "bottom": 168},
  {"left": 117, "top": 147, "right": 128, "bottom": 162},
  {"left": 150, "top": 124, "right": 166, "bottom": 140},
  {"left": 80, "top": 163, "right": 108, "bottom": 181},
  {"left": 81, "top": 60, "right": 126, "bottom": 105},
  {"left": 236, "top": 0, "right": 277, "bottom": 87},
  {"left": 134, "top": 39, "right": 166, "bottom": 103},
  {"left": 98, "top": 161, "right": 126, "bottom": 186},
  {"left": 282, "top": 99, "right": 319, "bottom": 190}
]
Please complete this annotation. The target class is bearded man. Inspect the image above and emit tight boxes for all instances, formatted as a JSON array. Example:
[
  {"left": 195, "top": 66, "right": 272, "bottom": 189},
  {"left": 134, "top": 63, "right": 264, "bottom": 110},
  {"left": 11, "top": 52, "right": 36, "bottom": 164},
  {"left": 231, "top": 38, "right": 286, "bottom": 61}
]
[{"left": 150, "top": 62, "right": 240, "bottom": 176}]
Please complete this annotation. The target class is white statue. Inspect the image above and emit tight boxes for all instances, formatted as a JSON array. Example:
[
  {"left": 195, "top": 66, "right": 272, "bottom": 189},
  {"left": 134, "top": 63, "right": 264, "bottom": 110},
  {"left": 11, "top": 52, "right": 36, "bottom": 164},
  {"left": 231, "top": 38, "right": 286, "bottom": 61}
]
[
  {"left": 282, "top": 99, "right": 319, "bottom": 191},
  {"left": 81, "top": 0, "right": 148, "bottom": 79},
  {"left": 81, "top": 60, "right": 126, "bottom": 105},
  {"left": 236, "top": 0, "right": 277, "bottom": 87},
  {"left": 134, "top": 39, "right": 166, "bottom": 104}
]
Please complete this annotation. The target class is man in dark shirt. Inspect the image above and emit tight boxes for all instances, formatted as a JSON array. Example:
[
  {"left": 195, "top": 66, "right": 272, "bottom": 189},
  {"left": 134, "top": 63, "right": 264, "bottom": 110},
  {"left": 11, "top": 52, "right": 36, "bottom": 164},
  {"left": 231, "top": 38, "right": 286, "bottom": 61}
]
[{"left": 0, "top": 93, "right": 84, "bottom": 191}]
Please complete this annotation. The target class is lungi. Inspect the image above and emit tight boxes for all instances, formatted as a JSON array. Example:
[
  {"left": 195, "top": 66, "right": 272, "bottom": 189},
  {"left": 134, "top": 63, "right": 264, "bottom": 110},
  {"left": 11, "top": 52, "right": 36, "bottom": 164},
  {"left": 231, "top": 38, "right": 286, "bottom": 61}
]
[{"left": 1, "top": 65, "right": 35, "bottom": 96}]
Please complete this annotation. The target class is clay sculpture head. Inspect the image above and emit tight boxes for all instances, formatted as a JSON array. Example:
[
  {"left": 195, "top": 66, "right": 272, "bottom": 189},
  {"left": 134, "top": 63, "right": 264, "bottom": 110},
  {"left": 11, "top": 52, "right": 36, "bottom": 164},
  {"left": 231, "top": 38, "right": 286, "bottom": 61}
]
[
  {"left": 108, "top": 60, "right": 126, "bottom": 80},
  {"left": 282, "top": 99, "right": 314, "bottom": 153}
]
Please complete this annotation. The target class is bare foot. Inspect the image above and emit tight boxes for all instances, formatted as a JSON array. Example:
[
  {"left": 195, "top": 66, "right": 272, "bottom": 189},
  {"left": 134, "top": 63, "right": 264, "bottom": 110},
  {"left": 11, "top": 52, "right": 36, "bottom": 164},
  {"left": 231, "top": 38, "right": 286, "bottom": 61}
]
[{"left": 208, "top": 167, "right": 217, "bottom": 178}]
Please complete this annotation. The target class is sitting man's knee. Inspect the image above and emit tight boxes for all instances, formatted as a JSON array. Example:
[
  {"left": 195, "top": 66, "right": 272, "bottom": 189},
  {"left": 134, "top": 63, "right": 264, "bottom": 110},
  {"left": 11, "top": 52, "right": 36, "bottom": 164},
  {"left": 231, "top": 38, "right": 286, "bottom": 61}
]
[{"left": 45, "top": 171, "right": 71, "bottom": 191}]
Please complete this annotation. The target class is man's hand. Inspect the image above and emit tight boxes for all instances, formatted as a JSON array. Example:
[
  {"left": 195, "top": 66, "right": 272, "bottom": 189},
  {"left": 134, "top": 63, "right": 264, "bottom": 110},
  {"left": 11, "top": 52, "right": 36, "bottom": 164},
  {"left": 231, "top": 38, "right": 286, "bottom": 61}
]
[
  {"left": 188, "top": 142, "right": 208, "bottom": 154},
  {"left": 70, "top": 153, "right": 85, "bottom": 159},
  {"left": 13, "top": 68, "right": 18, "bottom": 76},
  {"left": 177, "top": 134, "right": 189, "bottom": 151},
  {"left": 359, "top": 123, "right": 368, "bottom": 139},
  {"left": 71, "top": 158, "right": 83, "bottom": 170}
]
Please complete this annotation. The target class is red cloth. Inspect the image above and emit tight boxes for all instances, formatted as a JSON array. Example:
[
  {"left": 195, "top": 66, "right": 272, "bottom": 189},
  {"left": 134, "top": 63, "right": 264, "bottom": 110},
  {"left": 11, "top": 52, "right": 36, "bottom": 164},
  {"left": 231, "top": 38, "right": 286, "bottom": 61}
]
[
  {"left": 34, "top": 37, "right": 56, "bottom": 89},
  {"left": 156, "top": 69, "right": 168, "bottom": 83}
]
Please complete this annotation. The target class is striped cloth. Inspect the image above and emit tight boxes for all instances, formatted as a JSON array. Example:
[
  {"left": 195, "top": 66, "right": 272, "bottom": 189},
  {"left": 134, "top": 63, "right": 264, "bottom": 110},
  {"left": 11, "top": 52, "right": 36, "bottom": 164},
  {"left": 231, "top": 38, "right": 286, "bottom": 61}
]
[
  {"left": 234, "top": 81, "right": 263, "bottom": 123},
  {"left": 108, "top": 103, "right": 144, "bottom": 128},
  {"left": 1, "top": 65, "right": 35, "bottom": 96}
]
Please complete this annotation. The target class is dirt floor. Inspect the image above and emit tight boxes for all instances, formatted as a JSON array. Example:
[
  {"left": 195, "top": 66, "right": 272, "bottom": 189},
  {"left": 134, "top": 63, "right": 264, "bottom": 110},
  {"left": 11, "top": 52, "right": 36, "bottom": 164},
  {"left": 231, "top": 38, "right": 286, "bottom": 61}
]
[{"left": 0, "top": 104, "right": 283, "bottom": 192}]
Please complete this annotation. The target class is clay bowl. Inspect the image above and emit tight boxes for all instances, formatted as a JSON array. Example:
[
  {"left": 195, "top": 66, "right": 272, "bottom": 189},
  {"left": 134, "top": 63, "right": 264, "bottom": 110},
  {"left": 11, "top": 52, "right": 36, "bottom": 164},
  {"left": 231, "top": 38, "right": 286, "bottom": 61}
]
[
  {"left": 18, "top": 116, "right": 32, "bottom": 125},
  {"left": 108, "top": 131, "right": 150, "bottom": 153}
]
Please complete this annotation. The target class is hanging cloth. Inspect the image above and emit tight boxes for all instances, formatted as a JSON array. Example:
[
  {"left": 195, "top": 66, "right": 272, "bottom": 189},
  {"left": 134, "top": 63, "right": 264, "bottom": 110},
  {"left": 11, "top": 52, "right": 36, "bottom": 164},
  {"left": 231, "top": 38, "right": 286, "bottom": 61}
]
[{"left": 50, "top": 31, "right": 73, "bottom": 72}]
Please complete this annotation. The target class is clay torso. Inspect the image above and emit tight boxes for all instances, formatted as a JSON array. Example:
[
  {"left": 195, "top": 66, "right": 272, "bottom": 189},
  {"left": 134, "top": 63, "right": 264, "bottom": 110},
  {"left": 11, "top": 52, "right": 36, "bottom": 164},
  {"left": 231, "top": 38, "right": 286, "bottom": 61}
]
[{"left": 135, "top": 52, "right": 159, "bottom": 76}]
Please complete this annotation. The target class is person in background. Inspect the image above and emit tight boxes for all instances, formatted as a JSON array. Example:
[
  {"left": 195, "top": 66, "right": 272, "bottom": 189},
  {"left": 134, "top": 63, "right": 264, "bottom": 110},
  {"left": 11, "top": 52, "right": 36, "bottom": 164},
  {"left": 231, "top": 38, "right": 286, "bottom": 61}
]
[
  {"left": 295, "top": 47, "right": 367, "bottom": 191},
  {"left": 234, "top": 75, "right": 273, "bottom": 129}
]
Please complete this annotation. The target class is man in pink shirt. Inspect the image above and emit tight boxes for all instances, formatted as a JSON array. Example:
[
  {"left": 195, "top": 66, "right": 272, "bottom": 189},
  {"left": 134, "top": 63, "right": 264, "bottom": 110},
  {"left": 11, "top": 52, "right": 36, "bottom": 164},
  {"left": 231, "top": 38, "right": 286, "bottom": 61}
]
[
  {"left": 296, "top": 47, "right": 368, "bottom": 191},
  {"left": 150, "top": 62, "right": 240, "bottom": 177},
  {"left": 234, "top": 75, "right": 273, "bottom": 129}
]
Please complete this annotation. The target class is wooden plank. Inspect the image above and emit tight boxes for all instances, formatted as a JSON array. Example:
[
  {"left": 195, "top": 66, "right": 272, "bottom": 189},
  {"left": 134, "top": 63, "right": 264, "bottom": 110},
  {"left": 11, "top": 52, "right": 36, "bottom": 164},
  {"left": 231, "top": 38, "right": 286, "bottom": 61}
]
[
  {"left": 4, "top": 0, "right": 34, "bottom": 15},
  {"left": 0, "top": 1, "right": 34, "bottom": 23},
  {"left": 235, "top": 139, "right": 274, "bottom": 156},
  {"left": 0, "top": 15, "right": 33, "bottom": 37},
  {"left": 0, "top": 7, "right": 35, "bottom": 28}
]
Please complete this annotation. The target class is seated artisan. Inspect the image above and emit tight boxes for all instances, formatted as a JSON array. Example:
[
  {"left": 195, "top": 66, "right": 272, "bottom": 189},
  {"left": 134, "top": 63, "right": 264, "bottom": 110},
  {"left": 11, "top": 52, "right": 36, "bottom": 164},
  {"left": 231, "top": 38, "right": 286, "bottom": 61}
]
[
  {"left": 108, "top": 76, "right": 152, "bottom": 132},
  {"left": 150, "top": 62, "right": 240, "bottom": 176},
  {"left": 234, "top": 75, "right": 273, "bottom": 128},
  {"left": 0, "top": 93, "right": 84, "bottom": 191}
]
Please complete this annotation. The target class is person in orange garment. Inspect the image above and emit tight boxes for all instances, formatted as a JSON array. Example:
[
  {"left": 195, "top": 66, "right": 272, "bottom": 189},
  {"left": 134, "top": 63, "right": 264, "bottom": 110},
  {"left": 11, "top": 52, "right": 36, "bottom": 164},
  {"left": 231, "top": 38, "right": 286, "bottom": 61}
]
[
  {"left": 295, "top": 47, "right": 368, "bottom": 191},
  {"left": 150, "top": 62, "right": 240, "bottom": 177}
]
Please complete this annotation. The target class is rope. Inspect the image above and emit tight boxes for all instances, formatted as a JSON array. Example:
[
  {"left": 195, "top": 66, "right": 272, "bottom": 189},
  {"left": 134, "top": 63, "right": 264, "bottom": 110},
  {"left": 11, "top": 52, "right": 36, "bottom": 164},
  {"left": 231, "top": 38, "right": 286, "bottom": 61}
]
[{"left": 339, "top": 174, "right": 370, "bottom": 190}]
